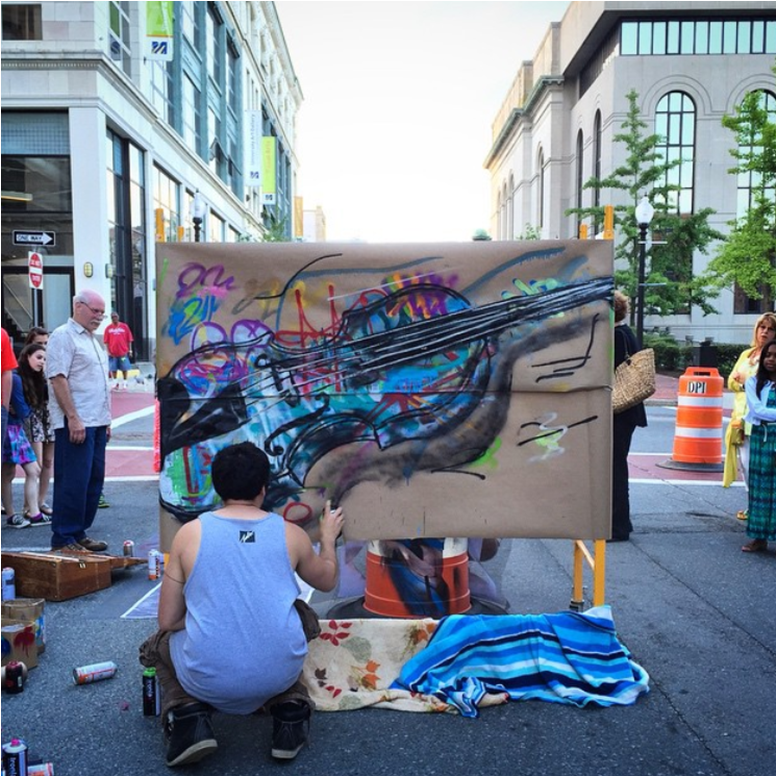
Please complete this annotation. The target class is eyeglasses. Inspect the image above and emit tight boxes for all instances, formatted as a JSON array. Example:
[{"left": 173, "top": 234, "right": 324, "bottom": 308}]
[{"left": 77, "top": 300, "right": 106, "bottom": 319}]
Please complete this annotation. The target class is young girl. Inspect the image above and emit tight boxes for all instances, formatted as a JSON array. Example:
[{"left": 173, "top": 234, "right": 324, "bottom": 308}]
[
  {"left": 1, "top": 347, "right": 45, "bottom": 527},
  {"left": 742, "top": 338, "right": 776, "bottom": 552},
  {"left": 19, "top": 339, "right": 55, "bottom": 518}
]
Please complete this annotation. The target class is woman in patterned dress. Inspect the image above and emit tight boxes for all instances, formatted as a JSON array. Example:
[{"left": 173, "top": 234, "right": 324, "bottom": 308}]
[
  {"left": 21, "top": 329, "right": 55, "bottom": 516},
  {"left": 741, "top": 339, "right": 776, "bottom": 553},
  {"left": 1, "top": 346, "right": 44, "bottom": 527},
  {"left": 723, "top": 312, "right": 776, "bottom": 521}
]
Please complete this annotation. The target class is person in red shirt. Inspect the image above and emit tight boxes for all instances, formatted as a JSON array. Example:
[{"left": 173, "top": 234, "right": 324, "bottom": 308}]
[
  {"left": 104, "top": 312, "right": 134, "bottom": 390},
  {"left": 2, "top": 327, "right": 19, "bottom": 447}
]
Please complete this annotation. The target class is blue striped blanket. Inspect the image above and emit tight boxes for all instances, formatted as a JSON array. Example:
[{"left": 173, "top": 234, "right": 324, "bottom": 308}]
[{"left": 391, "top": 606, "right": 649, "bottom": 717}]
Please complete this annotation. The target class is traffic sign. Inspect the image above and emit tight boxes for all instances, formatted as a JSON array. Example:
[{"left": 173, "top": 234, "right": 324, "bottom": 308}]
[
  {"left": 28, "top": 251, "right": 43, "bottom": 290},
  {"left": 14, "top": 230, "right": 55, "bottom": 247}
]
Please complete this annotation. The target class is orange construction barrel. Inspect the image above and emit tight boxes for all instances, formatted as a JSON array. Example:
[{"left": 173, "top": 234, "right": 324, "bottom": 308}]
[
  {"left": 658, "top": 367, "right": 724, "bottom": 472},
  {"left": 363, "top": 538, "right": 471, "bottom": 618}
]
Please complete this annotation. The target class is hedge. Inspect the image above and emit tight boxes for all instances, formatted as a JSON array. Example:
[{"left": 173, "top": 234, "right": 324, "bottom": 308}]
[{"left": 643, "top": 334, "right": 747, "bottom": 379}]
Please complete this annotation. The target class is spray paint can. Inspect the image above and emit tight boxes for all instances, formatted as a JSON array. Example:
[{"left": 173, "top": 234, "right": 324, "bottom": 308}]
[
  {"left": 147, "top": 550, "right": 164, "bottom": 580},
  {"left": 25, "top": 762, "right": 55, "bottom": 776},
  {"left": 123, "top": 540, "right": 135, "bottom": 557},
  {"left": 73, "top": 661, "right": 118, "bottom": 685},
  {"left": 2, "top": 661, "right": 25, "bottom": 694},
  {"left": 142, "top": 666, "right": 161, "bottom": 716},
  {"left": 1, "top": 739, "right": 28, "bottom": 776},
  {"left": 1, "top": 568, "right": 15, "bottom": 600}
]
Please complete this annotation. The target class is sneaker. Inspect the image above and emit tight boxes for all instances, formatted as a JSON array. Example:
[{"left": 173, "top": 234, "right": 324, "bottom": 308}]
[
  {"left": 26, "top": 512, "right": 52, "bottom": 527},
  {"left": 52, "top": 542, "right": 87, "bottom": 553},
  {"left": 6, "top": 513, "right": 31, "bottom": 529},
  {"left": 165, "top": 702, "right": 218, "bottom": 767},
  {"left": 78, "top": 537, "right": 108, "bottom": 552},
  {"left": 270, "top": 701, "right": 311, "bottom": 760},
  {"left": 98, "top": 494, "right": 110, "bottom": 509}
]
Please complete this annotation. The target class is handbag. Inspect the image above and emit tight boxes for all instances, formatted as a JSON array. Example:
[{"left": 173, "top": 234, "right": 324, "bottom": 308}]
[
  {"left": 729, "top": 419, "right": 745, "bottom": 446},
  {"left": 613, "top": 330, "right": 656, "bottom": 414}
]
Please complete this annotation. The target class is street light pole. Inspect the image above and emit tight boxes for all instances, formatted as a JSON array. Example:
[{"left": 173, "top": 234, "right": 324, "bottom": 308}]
[
  {"left": 634, "top": 196, "right": 654, "bottom": 349},
  {"left": 192, "top": 191, "right": 206, "bottom": 242}
]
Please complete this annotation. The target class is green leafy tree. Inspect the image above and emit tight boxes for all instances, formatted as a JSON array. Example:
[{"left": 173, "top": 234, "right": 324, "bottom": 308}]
[
  {"left": 261, "top": 209, "right": 290, "bottom": 242},
  {"left": 566, "top": 89, "right": 723, "bottom": 317},
  {"left": 515, "top": 224, "right": 541, "bottom": 240},
  {"left": 703, "top": 89, "right": 776, "bottom": 301}
]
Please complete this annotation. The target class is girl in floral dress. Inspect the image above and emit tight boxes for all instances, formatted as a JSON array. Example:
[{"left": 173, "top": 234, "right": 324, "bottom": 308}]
[
  {"left": 21, "top": 331, "right": 55, "bottom": 517},
  {"left": 1, "top": 345, "right": 45, "bottom": 527}
]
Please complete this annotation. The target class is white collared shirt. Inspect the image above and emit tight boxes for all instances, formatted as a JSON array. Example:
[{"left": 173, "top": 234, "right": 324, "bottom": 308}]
[{"left": 46, "top": 318, "right": 111, "bottom": 429}]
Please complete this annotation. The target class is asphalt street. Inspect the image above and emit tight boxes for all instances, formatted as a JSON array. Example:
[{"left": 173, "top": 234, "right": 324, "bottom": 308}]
[{"left": 1, "top": 399, "right": 774, "bottom": 777}]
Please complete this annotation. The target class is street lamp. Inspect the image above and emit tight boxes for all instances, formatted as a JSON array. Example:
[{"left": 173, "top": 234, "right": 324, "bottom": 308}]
[
  {"left": 191, "top": 191, "right": 206, "bottom": 242},
  {"left": 635, "top": 195, "right": 654, "bottom": 349}
]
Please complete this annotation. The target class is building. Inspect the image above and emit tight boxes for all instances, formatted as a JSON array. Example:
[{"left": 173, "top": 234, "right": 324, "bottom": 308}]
[
  {"left": 1, "top": 1, "right": 302, "bottom": 359},
  {"left": 485, "top": 1, "right": 775, "bottom": 344},
  {"left": 302, "top": 205, "right": 326, "bottom": 242}
]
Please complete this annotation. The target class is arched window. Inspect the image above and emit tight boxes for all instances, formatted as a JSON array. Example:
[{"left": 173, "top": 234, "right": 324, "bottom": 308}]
[
  {"left": 737, "top": 90, "right": 776, "bottom": 217},
  {"left": 576, "top": 130, "right": 584, "bottom": 235},
  {"left": 593, "top": 111, "right": 602, "bottom": 231},
  {"left": 537, "top": 148, "right": 545, "bottom": 229},
  {"left": 734, "top": 89, "right": 776, "bottom": 313},
  {"left": 655, "top": 91, "right": 696, "bottom": 213}
]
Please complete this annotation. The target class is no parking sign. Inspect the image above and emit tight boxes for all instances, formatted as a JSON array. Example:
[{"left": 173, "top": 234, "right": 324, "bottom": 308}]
[{"left": 28, "top": 251, "right": 43, "bottom": 289}]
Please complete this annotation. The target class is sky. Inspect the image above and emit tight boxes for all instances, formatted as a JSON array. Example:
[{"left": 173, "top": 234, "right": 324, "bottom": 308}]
[{"left": 276, "top": 1, "right": 570, "bottom": 243}]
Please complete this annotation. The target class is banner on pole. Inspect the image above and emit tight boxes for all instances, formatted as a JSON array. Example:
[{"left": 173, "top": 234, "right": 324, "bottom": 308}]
[
  {"left": 262, "top": 137, "right": 277, "bottom": 205},
  {"left": 146, "top": 1, "right": 174, "bottom": 61},
  {"left": 245, "top": 112, "right": 263, "bottom": 187}
]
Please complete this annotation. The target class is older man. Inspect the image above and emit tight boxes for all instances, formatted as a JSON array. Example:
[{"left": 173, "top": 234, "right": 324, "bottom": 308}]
[{"left": 46, "top": 290, "right": 111, "bottom": 552}]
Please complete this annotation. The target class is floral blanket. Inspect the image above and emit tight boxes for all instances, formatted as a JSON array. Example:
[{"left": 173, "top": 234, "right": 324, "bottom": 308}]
[{"left": 303, "top": 606, "right": 649, "bottom": 715}]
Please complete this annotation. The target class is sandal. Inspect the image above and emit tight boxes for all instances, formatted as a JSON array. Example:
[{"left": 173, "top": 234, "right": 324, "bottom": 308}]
[
  {"left": 741, "top": 539, "right": 768, "bottom": 553},
  {"left": 40, "top": 503, "right": 53, "bottom": 516},
  {"left": 736, "top": 510, "right": 748, "bottom": 521}
]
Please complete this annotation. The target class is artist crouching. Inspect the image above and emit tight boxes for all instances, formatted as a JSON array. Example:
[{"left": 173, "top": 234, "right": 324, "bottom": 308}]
[{"left": 139, "top": 442, "right": 343, "bottom": 767}]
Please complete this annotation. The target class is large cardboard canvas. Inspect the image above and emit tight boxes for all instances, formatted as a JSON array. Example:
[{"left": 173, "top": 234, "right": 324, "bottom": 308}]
[{"left": 156, "top": 241, "right": 613, "bottom": 541}]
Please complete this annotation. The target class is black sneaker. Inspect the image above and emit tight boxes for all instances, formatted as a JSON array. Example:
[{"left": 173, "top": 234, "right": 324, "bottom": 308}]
[
  {"left": 270, "top": 701, "right": 311, "bottom": 760},
  {"left": 165, "top": 702, "right": 218, "bottom": 767}
]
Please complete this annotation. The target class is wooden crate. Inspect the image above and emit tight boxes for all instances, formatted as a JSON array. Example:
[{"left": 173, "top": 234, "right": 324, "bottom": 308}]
[{"left": 1, "top": 551, "right": 113, "bottom": 602}]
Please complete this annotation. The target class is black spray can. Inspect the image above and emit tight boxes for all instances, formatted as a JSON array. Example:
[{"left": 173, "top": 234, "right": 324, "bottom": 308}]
[
  {"left": 2, "top": 738, "right": 28, "bottom": 776},
  {"left": 143, "top": 666, "right": 161, "bottom": 716},
  {"left": 3, "top": 661, "right": 25, "bottom": 694}
]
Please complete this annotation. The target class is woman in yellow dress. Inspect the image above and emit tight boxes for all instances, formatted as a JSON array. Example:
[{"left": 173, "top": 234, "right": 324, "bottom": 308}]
[{"left": 723, "top": 312, "right": 776, "bottom": 518}]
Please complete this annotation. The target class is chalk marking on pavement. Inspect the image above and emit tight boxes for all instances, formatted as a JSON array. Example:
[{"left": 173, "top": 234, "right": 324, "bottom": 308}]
[
  {"left": 106, "top": 445, "right": 155, "bottom": 451},
  {"left": 111, "top": 405, "right": 155, "bottom": 428},
  {"left": 121, "top": 581, "right": 162, "bottom": 619}
]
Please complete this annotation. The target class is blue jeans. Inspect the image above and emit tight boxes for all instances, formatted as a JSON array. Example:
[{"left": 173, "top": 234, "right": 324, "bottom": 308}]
[{"left": 52, "top": 422, "right": 107, "bottom": 547}]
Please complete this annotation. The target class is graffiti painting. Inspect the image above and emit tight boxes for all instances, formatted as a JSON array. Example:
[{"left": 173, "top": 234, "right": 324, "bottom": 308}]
[{"left": 156, "top": 241, "right": 613, "bottom": 542}]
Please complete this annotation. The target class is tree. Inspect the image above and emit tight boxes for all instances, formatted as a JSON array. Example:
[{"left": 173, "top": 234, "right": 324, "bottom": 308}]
[
  {"left": 703, "top": 89, "right": 776, "bottom": 301},
  {"left": 566, "top": 89, "right": 723, "bottom": 318},
  {"left": 515, "top": 224, "right": 541, "bottom": 240},
  {"left": 261, "top": 209, "right": 290, "bottom": 242}
]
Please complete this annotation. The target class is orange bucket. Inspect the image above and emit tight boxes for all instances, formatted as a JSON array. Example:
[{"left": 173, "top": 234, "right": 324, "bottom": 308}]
[
  {"left": 661, "top": 367, "right": 724, "bottom": 471},
  {"left": 363, "top": 538, "right": 470, "bottom": 618}
]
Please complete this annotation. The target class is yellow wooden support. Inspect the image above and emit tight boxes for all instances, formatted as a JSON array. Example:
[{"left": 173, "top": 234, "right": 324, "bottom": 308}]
[{"left": 571, "top": 539, "right": 606, "bottom": 610}]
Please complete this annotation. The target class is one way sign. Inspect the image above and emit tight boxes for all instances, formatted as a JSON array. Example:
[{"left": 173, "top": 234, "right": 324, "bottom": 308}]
[{"left": 13, "top": 230, "right": 56, "bottom": 247}]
